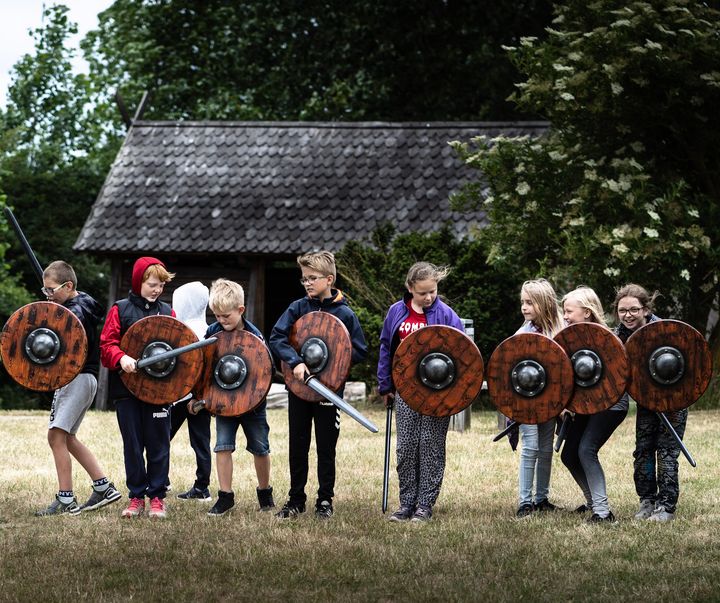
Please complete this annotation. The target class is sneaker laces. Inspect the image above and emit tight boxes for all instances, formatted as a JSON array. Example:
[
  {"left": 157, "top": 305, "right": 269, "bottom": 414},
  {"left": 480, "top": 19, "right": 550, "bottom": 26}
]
[
  {"left": 127, "top": 497, "right": 144, "bottom": 512},
  {"left": 150, "top": 497, "right": 165, "bottom": 512}
]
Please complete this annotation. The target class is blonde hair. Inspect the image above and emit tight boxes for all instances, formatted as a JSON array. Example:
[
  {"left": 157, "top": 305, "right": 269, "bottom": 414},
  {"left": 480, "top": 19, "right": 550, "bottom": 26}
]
[
  {"left": 144, "top": 264, "right": 174, "bottom": 283},
  {"left": 209, "top": 278, "right": 245, "bottom": 313},
  {"left": 521, "top": 278, "right": 564, "bottom": 337},
  {"left": 297, "top": 251, "right": 336, "bottom": 282},
  {"left": 562, "top": 286, "right": 608, "bottom": 327},
  {"left": 44, "top": 260, "right": 77, "bottom": 288},
  {"left": 405, "top": 262, "right": 450, "bottom": 288}
]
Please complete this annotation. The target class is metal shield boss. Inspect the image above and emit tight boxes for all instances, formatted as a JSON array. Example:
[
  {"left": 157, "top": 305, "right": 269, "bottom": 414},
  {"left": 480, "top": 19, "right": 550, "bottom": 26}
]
[
  {"left": 281, "top": 311, "right": 352, "bottom": 402},
  {"left": 197, "top": 329, "right": 273, "bottom": 416},
  {"left": 1, "top": 301, "right": 88, "bottom": 391},
  {"left": 487, "top": 332, "right": 573, "bottom": 424},
  {"left": 120, "top": 315, "right": 205, "bottom": 405},
  {"left": 625, "top": 319, "right": 712, "bottom": 412},
  {"left": 553, "top": 322, "right": 629, "bottom": 414},
  {"left": 392, "top": 325, "right": 484, "bottom": 417}
]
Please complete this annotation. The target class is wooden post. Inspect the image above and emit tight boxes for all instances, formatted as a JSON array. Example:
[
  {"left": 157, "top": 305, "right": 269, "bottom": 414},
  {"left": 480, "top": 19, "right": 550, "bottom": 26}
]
[
  {"left": 95, "top": 258, "right": 120, "bottom": 410},
  {"left": 247, "top": 258, "right": 266, "bottom": 334},
  {"left": 449, "top": 318, "right": 476, "bottom": 433}
]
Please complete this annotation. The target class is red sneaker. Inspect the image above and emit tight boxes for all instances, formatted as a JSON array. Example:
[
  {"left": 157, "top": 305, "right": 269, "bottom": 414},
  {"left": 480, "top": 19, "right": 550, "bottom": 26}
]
[
  {"left": 148, "top": 496, "right": 167, "bottom": 519},
  {"left": 121, "top": 497, "right": 145, "bottom": 518}
]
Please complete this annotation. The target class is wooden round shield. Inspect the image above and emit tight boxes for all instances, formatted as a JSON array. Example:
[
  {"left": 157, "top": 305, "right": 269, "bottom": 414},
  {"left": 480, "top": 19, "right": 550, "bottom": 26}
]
[
  {"left": 281, "top": 311, "right": 352, "bottom": 402},
  {"left": 197, "top": 329, "right": 273, "bottom": 416},
  {"left": 554, "top": 322, "right": 629, "bottom": 415},
  {"left": 0, "top": 301, "right": 87, "bottom": 392},
  {"left": 392, "top": 325, "right": 484, "bottom": 417},
  {"left": 625, "top": 319, "right": 712, "bottom": 412},
  {"left": 120, "top": 315, "right": 205, "bottom": 405},
  {"left": 487, "top": 332, "right": 574, "bottom": 424}
]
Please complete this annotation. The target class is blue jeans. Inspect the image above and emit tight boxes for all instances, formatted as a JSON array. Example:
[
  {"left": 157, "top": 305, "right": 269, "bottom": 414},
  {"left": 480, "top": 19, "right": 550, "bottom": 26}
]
[
  {"left": 518, "top": 421, "right": 555, "bottom": 506},
  {"left": 214, "top": 402, "right": 270, "bottom": 456}
]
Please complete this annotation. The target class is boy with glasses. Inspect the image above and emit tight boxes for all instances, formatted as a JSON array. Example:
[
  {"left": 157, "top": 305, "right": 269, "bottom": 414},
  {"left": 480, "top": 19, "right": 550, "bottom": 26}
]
[
  {"left": 35, "top": 261, "right": 121, "bottom": 516},
  {"left": 269, "top": 251, "right": 367, "bottom": 519}
]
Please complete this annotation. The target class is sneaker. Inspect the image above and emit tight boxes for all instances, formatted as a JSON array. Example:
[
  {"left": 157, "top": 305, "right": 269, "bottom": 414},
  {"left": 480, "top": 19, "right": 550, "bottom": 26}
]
[
  {"left": 257, "top": 487, "right": 276, "bottom": 511},
  {"left": 148, "top": 497, "right": 167, "bottom": 519},
  {"left": 647, "top": 505, "right": 675, "bottom": 522},
  {"left": 121, "top": 497, "right": 145, "bottom": 518},
  {"left": 207, "top": 491, "right": 235, "bottom": 516},
  {"left": 587, "top": 511, "right": 617, "bottom": 524},
  {"left": 315, "top": 500, "right": 333, "bottom": 520},
  {"left": 177, "top": 487, "right": 212, "bottom": 502},
  {"left": 410, "top": 505, "right": 432, "bottom": 522},
  {"left": 388, "top": 505, "right": 415, "bottom": 522},
  {"left": 516, "top": 504, "right": 534, "bottom": 518},
  {"left": 535, "top": 499, "right": 559, "bottom": 512},
  {"left": 275, "top": 502, "right": 305, "bottom": 519},
  {"left": 574, "top": 503, "right": 592, "bottom": 514},
  {"left": 35, "top": 495, "right": 81, "bottom": 517},
  {"left": 634, "top": 499, "right": 655, "bottom": 520},
  {"left": 79, "top": 483, "right": 122, "bottom": 512}
]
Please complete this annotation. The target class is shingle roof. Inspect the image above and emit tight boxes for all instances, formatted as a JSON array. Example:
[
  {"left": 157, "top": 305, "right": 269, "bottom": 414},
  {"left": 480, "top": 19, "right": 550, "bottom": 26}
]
[{"left": 74, "top": 121, "right": 547, "bottom": 255}]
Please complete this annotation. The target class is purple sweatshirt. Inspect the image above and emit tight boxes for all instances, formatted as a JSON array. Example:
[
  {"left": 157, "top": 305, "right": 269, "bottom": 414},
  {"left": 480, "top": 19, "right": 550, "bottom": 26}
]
[{"left": 377, "top": 292, "right": 464, "bottom": 395}]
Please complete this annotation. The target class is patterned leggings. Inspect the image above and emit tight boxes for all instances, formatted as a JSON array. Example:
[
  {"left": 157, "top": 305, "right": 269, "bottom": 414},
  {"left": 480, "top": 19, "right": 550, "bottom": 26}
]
[{"left": 395, "top": 394, "right": 451, "bottom": 508}]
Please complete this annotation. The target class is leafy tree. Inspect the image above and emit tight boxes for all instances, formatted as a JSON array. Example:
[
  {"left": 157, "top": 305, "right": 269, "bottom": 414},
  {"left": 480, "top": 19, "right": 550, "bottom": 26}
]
[{"left": 82, "top": 0, "right": 553, "bottom": 122}]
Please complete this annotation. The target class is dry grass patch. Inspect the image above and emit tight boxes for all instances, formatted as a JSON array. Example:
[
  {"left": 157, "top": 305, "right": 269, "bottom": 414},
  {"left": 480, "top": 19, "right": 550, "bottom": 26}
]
[{"left": 1, "top": 406, "right": 720, "bottom": 602}]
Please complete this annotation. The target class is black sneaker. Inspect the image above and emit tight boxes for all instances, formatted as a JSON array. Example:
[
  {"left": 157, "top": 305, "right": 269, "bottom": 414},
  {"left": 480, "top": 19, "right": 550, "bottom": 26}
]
[
  {"left": 574, "top": 503, "right": 592, "bottom": 514},
  {"left": 388, "top": 505, "right": 415, "bottom": 522},
  {"left": 535, "top": 499, "right": 559, "bottom": 512},
  {"left": 516, "top": 504, "right": 534, "bottom": 518},
  {"left": 207, "top": 491, "right": 234, "bottom": 516},
  {"left": 178, "top": 487, "right": 212, "bottom": 502},
  {"left": 410, "top": 505, "right": 432, "bottom": 522},
  {"left": 257, "top": 486, "right": 276, "bottom": 511},
  {"left": 275, "top": 502, "right": 305, "bottom": 519},
  {"left": 315, "top": 500, "right": 333, "bottom": 520},
  {"left": 79, "top": 482, "right": 122, "bottom": 512},
  {"left": 35, "top": 495, "right": 81, "bottom": 517},
  {"left": 587, "top": 511, "right": 617, "bottom": 524}
]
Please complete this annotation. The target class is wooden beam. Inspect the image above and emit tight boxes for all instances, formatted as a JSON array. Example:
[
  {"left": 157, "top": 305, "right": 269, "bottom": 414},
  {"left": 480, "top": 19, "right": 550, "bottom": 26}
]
[
  {"left": 114, "top": 90, "right": 132, "bottom": 129},
  {"left": 247, "top": 258, "right": 266, "bottom": 334},
  {"left": 132, "top": 90, "right": 152, "bottom": 122},
  {"left": 95, "top": 257, "right": 121, "bottom": 411}
]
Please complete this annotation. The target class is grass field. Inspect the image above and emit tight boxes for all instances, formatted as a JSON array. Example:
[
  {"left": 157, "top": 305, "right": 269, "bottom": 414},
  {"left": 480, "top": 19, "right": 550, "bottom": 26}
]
[{"left": 2, "top": 405, "right": 720, "bottom": 602}]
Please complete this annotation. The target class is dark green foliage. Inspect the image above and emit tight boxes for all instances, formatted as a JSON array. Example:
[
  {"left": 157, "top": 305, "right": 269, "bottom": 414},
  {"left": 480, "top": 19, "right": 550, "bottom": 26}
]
[{"left": 337, "top": 226, "right": 518, "bottom": 397}]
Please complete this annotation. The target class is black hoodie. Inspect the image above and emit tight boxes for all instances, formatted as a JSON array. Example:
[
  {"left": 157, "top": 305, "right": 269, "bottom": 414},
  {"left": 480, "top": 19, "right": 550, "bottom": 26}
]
[{"left": 64, "top": 291, "right": 104, "bottom": 377}]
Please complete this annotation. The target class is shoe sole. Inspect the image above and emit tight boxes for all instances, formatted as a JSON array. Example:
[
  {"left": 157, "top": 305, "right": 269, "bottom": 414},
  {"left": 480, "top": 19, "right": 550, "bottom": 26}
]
[
  {"left": 207, "top": 508, "right": 234, "bottom": 516},
  {"left": 121, "top": 512, "right": 144, "bottom": 518},
  {"left": 81, "top": 491, "right": 123, "bottom": 513},
  {"left": 148, "top": 512, "right": 167, "bottom": 519},
  {"left": 178, "top": 496, "right": 213, "bottom": 502}
]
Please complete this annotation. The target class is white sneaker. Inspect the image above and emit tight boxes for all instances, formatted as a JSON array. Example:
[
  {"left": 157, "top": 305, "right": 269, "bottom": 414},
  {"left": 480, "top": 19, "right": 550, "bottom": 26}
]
[
  {"left": 634, "top": 499, "right": 655, "bottom": 520},
  {"left": 647, "top": 505, "right": 675, "bottom": 522}
]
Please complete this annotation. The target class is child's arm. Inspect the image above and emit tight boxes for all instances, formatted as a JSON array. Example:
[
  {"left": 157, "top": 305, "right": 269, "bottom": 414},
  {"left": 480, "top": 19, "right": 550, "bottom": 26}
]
[
  {"left": 268, "top": 303, "right": 304, "bottom": 369},
  {"left": 377, "top": 312, "right": 394, "bottom": 397},
  {"left": 99, "top": 305, "right": 136, "bottom": 372}
]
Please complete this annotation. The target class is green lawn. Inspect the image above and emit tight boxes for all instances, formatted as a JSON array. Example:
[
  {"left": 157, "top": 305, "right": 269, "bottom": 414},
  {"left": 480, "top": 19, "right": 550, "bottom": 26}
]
[{"left": 1, "top": 406, "right": 719, "bottom": 602}]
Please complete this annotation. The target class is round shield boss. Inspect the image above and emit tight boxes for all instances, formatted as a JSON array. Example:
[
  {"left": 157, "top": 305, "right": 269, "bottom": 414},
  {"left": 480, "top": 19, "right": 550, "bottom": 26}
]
[
  {"left": 487, "top": 332, "right": 573, "bottom": 424},
  {"left": 554, "top": 322, "right": 629, "bottom": 415},
  {"left": 281, "top": 312, "right": 352, "bottom": 402},
  {"left": 120, "top": 315, "right": 204, "bottom": 405},
  {"left": 392, "top": 325, "right": 484, "bottom": 417},
  {"left": 0, "top": 301, "right": 87, "bottom": 392},
  {"left": 626, "top": 319, "right": 712, "bottom": 412},
  {"left": 197, "top": 329, "right": 273, "bottom": 416}
]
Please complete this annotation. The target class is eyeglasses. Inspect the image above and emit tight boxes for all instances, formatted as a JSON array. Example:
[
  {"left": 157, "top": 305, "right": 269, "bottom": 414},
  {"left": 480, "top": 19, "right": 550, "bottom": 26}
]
[
  {"left": 41, "top": 282, "right": 69, "bottom": 296},
  {"left": 618, "top": 306, "right": 644, "bottom": 317},
  {"left": 299, "top": 275, "right": 328, "bottom": 285}
]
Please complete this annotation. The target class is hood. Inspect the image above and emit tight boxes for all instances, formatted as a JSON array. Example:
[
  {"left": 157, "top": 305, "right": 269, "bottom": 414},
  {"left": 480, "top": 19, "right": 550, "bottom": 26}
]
[
  {"left": 172, "top": 281, "right": 210, "bottom": 339},
  {"left": 131, "top": 256, "right": 166, "bottom": 295},
  {"left": 66, "top": 292, "right": 104, "bottom": 326}
]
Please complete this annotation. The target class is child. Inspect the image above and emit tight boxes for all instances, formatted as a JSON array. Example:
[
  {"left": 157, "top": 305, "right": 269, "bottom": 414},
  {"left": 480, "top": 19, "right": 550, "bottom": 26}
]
[
  {"left": 515, "top": 278, "right": 564, "bottom": 517},
  {"left": 269, "top": 251, "right": 368, "bottom": 520},
  {"left": 35, "top": 261, "right": 121, "bottom": 516},
  {"left": 560, "top": 286, "right": 626, "bottom": 523},
  {"left": 99, "top": 257, "right": 175, "bottom": 519},
  {"left": 196, "top": 278, "right": 275, "bottom": 516},
  {"left": 170, "top": 281, "right": 212, "bottom": 502},
  {"left": 613, "top": 283, "right": 684, "bottom": 522},
  {"left": 377, "top": 262, "right": 464, "bottom": 522}
]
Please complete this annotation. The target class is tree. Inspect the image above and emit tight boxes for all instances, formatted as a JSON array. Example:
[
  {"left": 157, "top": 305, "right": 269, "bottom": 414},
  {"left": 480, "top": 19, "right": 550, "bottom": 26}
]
[
  {"left": 451, "top": 0, "right": 720, "bottom": 403},
  {"left": 82, "top": 0, "right": 553, "bottom": 123}
]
